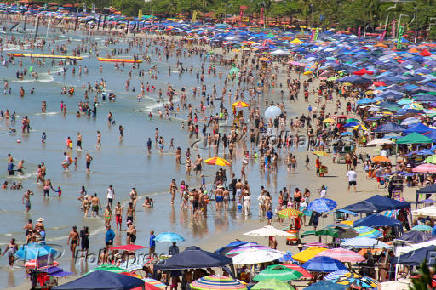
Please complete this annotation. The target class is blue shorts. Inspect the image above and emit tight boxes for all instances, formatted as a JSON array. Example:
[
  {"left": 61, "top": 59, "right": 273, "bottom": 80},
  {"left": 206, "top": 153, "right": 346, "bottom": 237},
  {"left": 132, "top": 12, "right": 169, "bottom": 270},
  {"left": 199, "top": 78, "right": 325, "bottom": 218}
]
[{"left": 216, "top": 196, "right": 223, "bottom": 202}]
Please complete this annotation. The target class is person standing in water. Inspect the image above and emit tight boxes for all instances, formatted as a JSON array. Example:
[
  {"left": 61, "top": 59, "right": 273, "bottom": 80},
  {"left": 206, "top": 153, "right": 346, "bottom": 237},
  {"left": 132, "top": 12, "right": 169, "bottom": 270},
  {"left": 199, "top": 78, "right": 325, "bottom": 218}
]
[
  {"left": 85, "top": 153, "right": 93, "bottom": 174},
  {"left": 67, "top": 225, "right": 79, "bottom": 258}
]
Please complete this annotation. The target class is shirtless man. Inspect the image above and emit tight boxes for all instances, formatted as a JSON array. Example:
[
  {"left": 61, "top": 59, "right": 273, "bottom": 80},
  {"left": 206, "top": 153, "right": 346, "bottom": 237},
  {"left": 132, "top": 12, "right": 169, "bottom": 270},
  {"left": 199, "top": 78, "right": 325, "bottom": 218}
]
[
  {"left": 169, "top": 179, "right": 178, "bottom": 204},
  {"left": 96, "top": 131, "right": 101, "bottom": 149},
  {"left": 22, "top": 190, "right": 33, "bottom": 213},
  {"left": 129, "top": 187, "right": 137, "bottom": 207},
  {"left": 194, "top": 155, "right": 203, "bottom": 176},
  {"left": 76, "top": 132, "right": 83, "bottom": 151},
  {"left": 85, "top": 153, "right": 93, "bottom": 174},
  {"left": 115, "top": 202, "right": 123, "bottom": 231},
  {"left": 67, "top": 225, "right": 79, "bottom": 258},
  {"left": 126, "top": 202, "right": 135, "bottom": 224},
  {"left": 91, "top": 193, "right": 100, "bottom": 217}
]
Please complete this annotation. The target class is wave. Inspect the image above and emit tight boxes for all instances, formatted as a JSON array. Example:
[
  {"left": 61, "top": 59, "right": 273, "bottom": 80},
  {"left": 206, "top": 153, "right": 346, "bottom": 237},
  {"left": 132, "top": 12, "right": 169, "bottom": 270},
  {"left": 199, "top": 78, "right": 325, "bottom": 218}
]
[{"left": 34, "top": 112, "right": 59, "bottom": 116}]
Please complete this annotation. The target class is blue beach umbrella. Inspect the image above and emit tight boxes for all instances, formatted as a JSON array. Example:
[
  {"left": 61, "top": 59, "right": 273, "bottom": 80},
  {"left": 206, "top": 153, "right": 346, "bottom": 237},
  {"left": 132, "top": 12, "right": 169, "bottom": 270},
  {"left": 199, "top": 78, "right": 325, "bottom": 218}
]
[
  {"left": 308, "top": 198, "right": 337, "bottom": 213},
  {"left": 304, "top": 280, "right": 347, "bottom": 290},
  {"left": 15, "top": 243, "right": 57, "bottom": 260},
  {"left": 411, "top": 224, "right": 433, "bottom": 232},
  {"left": 353, "top": 226, "right": 382, "bottom": 238},
  {"left": 155, "top": 232, "right": 185, "bottom": 243},
  {"left": 302, "top": 256, "right": 347, "bottom": 272}
]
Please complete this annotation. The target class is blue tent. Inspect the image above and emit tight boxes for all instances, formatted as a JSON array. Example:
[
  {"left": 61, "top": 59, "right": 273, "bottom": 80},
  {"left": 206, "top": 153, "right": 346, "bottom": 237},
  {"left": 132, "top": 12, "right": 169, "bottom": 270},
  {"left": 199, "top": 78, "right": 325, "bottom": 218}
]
[
  {"left": 374, "top": 122, "right": 405, "bottom": 133},
  {"left": 403, "top": 123, "right": 431, "bottom": 134},
  {"left": 302, "top": 256, "right": 347, "bottom": 272},
  {"left": 353, "top": 214, "right": 402, "bottom": 228},
  {"left": 364, "top": 195, "right": 410, "bottom": 211},
  {"left": 416, "top": 184, "right": 436, "bottom": 203},
  {"left": 391, "top": 246, "right": 436, "bottom": 265},
  {"left": 54, "top": 270, "right": 144, "bottom": 289},
  {"left": 342, "top": 201, "right": 378, "bottom": 214},
  {"left": 155, "top": 246, "right": 232, "bottom": 270}
]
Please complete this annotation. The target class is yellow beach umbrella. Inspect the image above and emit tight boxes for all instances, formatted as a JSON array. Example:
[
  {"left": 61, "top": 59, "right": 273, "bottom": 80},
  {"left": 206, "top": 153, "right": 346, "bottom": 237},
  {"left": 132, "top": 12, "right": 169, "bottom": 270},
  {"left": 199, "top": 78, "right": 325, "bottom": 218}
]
[
  {"left": 278, "top": 208, "right": 301, "bottom": 218},
  {"left": 292, "top": 247, "right": 327, "bottom": 263},
  {"left": 323, "top": 118, "right": 335, "bottom": 123},
  {"left": 205, "top": 157, "right": 231, "bottom": 167},
  {"left": 303, "top": 71, "right": 313, "bottom": 75},
  {"left": 232, "top": 101, "right": 249, "bottom": 108},
  {"left": 340, "top": 220, "right": 353, "bottom": 226},
  {"left": 313, "top": 151, "right": 329, "bottom": 157},
  {"left": 290, "top": 38, "right": 302, "bottom": 44}
]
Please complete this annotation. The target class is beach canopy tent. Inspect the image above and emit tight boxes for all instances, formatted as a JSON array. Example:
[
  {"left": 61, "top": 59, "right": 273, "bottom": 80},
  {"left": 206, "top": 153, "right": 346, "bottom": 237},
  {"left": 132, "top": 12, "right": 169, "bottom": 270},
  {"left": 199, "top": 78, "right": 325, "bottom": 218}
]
[
  {"left": 342, "top": 195, "right": 409, "bottom": 214},
  {"left": 416, "top": 184, "right": 436, "bottom": 203},
  {"left": 395, "top": 230, "right": 433, "bottom": 244},
  {"left": 374, "top": 122, "right": 405, "bottom": 133},
  {"left": 154, "top": 246, "right": 231, "bottom": 270},
  {"left": 403, "top": 123, "right": 431, "bottom": 134},
  {"left": 392, "top": 245, "right": 436, "bottom": 265},
  {"left": 353, "top": 214, "right": 402, "bottom": 228},
  {"left": 396, "top": 133, "right": 432, "bottom": 144},
  {"left": 54, "top": 270, "right": 144, "bottom": 289}
]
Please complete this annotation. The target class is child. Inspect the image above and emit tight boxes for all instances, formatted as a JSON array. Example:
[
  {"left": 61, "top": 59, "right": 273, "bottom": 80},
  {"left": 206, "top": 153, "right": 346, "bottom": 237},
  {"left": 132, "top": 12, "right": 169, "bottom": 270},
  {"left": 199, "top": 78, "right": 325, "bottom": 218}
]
[
  {"left": 266, "top": 207, "right": 273, "bottom": 225},
  {"left": 41, "top": 132, "right": 47, "bottom": 143}
]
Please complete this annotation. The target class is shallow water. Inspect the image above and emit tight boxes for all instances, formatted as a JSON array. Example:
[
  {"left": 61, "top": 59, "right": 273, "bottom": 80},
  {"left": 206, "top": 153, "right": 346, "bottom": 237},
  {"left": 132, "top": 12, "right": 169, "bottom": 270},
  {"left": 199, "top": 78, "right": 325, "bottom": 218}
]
[{"left": 0, "top": 25, "right": 306, "bottom": 288}]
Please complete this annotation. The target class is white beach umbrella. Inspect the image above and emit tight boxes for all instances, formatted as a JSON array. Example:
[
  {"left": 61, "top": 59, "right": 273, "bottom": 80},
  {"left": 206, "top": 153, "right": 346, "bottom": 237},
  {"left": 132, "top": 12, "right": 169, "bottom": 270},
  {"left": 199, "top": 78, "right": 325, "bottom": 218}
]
[
  {"left": 243, "top": 225, "right": 292, "bottom": 237},
  {"left": 366, "top": 139, "right": 394, "bottom": 146},
  {"left": 341, "top": 237, "right": 391, "bottom": 249},
  {"left": 412, "top": 206, "right": 436, "bottom": 217},
  {"left": 232, "top": 248, "right": 284, "bottom": 264},
  {"left": 264, "top": 106, "right": 282, "bottom": 120}
]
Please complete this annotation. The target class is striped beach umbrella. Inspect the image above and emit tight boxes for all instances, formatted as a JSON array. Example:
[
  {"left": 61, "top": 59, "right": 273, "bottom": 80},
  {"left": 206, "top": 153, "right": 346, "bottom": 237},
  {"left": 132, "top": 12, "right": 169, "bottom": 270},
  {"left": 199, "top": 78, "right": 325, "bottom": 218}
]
[
  {"left": 191, "top": 276, "right": 247, "bottom": 289},
  {"left": 353, "top": 226, "right": 382, "bottom": 238},
  {"left": 317, "top": 248, "right": 365, "bottom": 263},
  {"left": 324, "top": 270, "right": 350, "bottom": 281}
]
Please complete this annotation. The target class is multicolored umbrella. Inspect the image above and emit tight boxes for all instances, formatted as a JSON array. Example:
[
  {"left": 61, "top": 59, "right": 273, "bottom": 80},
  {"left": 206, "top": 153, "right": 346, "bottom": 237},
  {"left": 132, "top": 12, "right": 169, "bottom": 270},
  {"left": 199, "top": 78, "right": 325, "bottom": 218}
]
[
  {"left": 302, "top": 256, "right": 347, "bottom": 272},
  {"left": 253, "top": 264, "right": 302, "bottom": 282},
  {"left": 324, "top": 270, "right": 351, "bottom": 281},
  {"left": 331, "top": 272, "right": 379, "bottom": 288},
  {"left": 251, "top": 279, "right": 293, "bottom": 290},
  {"left": 292, "top": 247, "right": 327, "bottom": 263},
  {"left": 191, "top": 276, "right": 246, "bottom": 289},
  {"left": 307, "top": 198, "right": 337, "bottom": 213},
  {"left": 317, "top": 248, "right": 365, "bottom": 263},
  {"left": 278, "top": 208, "right": 302, "bottom": 218},
  {"left": 353, "top": 226, "right": 382, "bottom": 238},
  {"left": 205, "top": 156, "right": 231, "bottom": 167},
  {"left": 225, "top": 244, "right": 272, "bottom": 257},
  {"left": 282, "top": 264, "right": 312, "bottom": 279}
]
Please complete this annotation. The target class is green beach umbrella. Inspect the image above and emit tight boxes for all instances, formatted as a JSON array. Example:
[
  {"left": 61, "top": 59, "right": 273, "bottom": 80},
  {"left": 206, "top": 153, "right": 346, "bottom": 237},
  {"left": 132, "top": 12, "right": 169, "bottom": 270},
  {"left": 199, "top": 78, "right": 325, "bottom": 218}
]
[
  {"left": 346, "top": 118, "right": 359, "bottom": 123},
  {"left": 425, "top": 155, "right": 436, "bottom": 164},
  {"left": 252, "top": 279, "right": 294, "bottom": 290},
  {"left": 301, "top": 230, "right": 316, "bottom": 237},
  {"left": 87, "top": 264, "right": 125, "bottom": 274},
  {"left": 253, "top": 265, "right": 302, "bottom": 282}
]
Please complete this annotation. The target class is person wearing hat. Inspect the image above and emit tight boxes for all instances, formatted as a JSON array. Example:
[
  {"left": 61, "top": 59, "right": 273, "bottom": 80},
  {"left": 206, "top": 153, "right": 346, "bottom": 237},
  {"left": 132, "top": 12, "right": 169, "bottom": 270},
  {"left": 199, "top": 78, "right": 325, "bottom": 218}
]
[{"left": 35, "top": 218, "right": 44, "bottom": 231}]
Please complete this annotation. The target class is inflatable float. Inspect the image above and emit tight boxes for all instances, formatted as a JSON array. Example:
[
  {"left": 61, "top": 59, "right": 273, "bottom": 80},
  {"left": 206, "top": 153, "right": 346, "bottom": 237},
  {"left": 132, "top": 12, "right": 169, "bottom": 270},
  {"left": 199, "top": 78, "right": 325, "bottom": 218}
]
[
  {"left": 9, "top": 53, "right": 83, "bottom": 60},
  {"left": 97, "top": 57, "right": 142, "bottom": 63}
]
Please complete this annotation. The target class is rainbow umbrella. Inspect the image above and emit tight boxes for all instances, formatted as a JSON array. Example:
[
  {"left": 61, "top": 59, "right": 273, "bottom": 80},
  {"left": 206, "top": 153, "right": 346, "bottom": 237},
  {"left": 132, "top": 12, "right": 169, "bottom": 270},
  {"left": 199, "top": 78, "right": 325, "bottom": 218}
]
[
  {"left": 190, "top": 276, "right": 246, "bottom": 289},
  {"left": 205, "top": 157, "right": 231, "bottom": 167},
  {"left": 353, "top": 226, "right": 382, "bottom": 238},
  {"left": 330, "top": 272, "right": 379, "bottom": 288}
]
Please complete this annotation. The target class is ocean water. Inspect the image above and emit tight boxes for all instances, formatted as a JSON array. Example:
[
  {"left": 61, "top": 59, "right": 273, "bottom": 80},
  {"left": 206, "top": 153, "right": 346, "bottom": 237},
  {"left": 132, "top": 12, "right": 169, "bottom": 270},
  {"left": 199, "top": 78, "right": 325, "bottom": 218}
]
[{"left": 0, "top": 24, "right": 303, "bottom": 288}]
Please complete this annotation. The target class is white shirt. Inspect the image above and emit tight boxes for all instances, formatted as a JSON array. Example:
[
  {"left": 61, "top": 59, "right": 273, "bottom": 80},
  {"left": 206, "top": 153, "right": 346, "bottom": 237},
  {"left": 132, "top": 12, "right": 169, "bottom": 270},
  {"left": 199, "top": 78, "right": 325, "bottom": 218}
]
[
  {"left": 107, "top": 188, "right": 114, "bottom": 199},
  {"left": 346, "top": 171, "right": 357, "bottom": 182}
]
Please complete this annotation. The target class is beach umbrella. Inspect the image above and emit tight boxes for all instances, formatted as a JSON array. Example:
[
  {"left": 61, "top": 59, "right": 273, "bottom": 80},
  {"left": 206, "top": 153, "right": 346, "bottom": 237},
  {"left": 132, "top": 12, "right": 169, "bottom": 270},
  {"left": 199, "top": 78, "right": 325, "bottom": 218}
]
[
  {"left": 353, "top": 214, "right": 402, "bottom": 228},
  {"left": 54, "top": 270, "right": 144, "bottom": 290},
  {"left": 15, "top": 243, "right": 57, "bottom": 261},
  {"left": 110, "top": 244, "right": 145, "bottom": 251},
  {"left": 346, "top": 118, "right": 359, "bottom": 123},
  {"left": 42, "top": 266, "right": 73, "bottom": 277},
  {"left": 205, "top": 157, "right": 231, "bottom": 167},
  {"left": 283, "top": 264, "right": 312, "bottom": 279},
  {"left": 317, "top": 248, "right": 365, "bottom": 263},
  {"left": 190, "top": 276, "right": 247, "bottom": 290},
  {"left": 88, "top": 264, "right": 125, "bottom": 274},
  {"left": 304, "top": 280, "right": 347, "bottom": 289},
  {"left": 323, "top": 270, "right": 351, "bottom": 281},
  {"left": 264, "top": 105, "right": 282, "bottom": 119},
  {"left": 292, "top": 247, "right": 327, "bottom": 263},
  {"left": 232, "top": 248, "right": 284, "bottom": 264},
  {"left": 155, "top": 232, "right": 185, "bottom": 243},
  {"left": 353, "top": 226, "right": 382, "bottom": 238},
  {"left": 411, "top": 224, "right": 433, "bottom": 232},
  {"left": 302, "top": 256, "right": 347, "bottom": 272},
  {"left": 252, "top": 279, "right": 293, "bottom": 290},
  {"left": 366, "top": 139, "right": 394, "bottom": 146},
  {"left": 232, "top": 101, "right": 249, "bottom": 109},
  {"left": 323, "top": 118, "right": 335, "bottom": 123},
  {"left": 277, "top": 208, "right": 301, "bottom": 218},
  {"left": 312, "top": 151, "right": 329, "bottom": 157},
  {"left": 303, "top": 242, "right": 328, "bottom": 248},
  {"left": 395, "top": 230, "right": 432, "bottom": 243},
  {"left": 243, "top": 225, "right": 292, "bottom": 237},
  {"left": 425, "top": 155, "right": 436, "bottom": 163},
  {"left": 340, "top": 237, "right": 391, "bottom": 248},
  {"left": 253, "top": 264, "right": 302, "bottom": 281},
  {"left": 307, "top": 198, "right": 337, "bottom": 213},
  {"left": 371, "top": 155, "right": 390, "bottom": 163},
  {"left": 333, "top": 272, "right": 379, "bottom": 288},
  {"left": 225, "top": 244, "right": 272, "bottom": 257}
]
